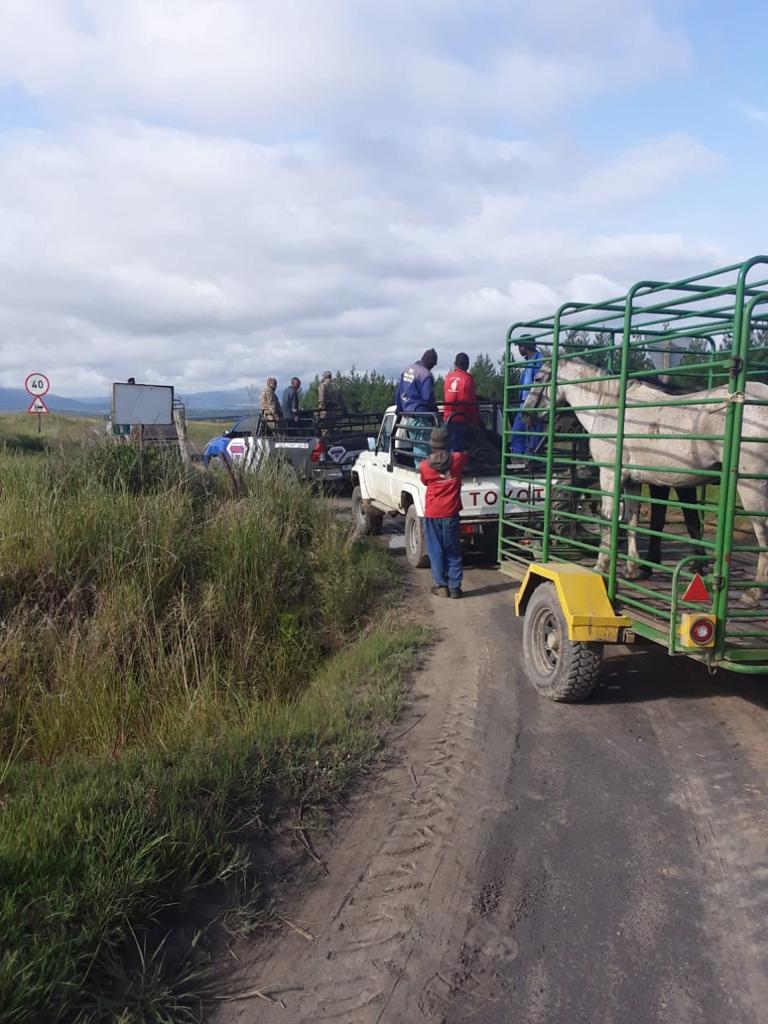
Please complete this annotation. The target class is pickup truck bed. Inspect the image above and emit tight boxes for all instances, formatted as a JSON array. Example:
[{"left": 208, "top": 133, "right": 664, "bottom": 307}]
[
  {"left": 205, "top": 411, "right": 382, "bottom": 491},
  {"left": 351, "top": 406, "right": 544, "bottom": 566}
]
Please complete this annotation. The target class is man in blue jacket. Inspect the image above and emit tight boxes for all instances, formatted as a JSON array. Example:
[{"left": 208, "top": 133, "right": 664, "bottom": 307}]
[
  {"left": 511, "top": 340, "right": 544, "bottom": 457},
  {"left": 394, "top": 349, "right": 438, "bottom": 465},
  {"left": 395, "top": 349, "right": 438, "bottom": 413}
]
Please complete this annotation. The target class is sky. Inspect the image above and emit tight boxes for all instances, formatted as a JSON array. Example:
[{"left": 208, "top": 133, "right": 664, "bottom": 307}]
[{"left": 0, "top": 0, "right": 766, "bottom": 396}]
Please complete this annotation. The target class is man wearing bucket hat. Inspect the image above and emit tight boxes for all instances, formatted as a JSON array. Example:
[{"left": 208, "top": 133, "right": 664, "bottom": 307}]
[
  {"left": 419, "top": 426, "right": 470, "bottom": 598},
  {"left": 511, "top": 339, "right": 544, "bottom": 460}
]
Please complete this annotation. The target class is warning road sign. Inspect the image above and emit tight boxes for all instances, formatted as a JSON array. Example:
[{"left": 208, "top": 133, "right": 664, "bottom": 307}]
[
  {"left": 25, "top": 373, "right": 50, "bottom": 397},
  {"left": 27, "top": 397, "right": 50, "bottom": 414}
]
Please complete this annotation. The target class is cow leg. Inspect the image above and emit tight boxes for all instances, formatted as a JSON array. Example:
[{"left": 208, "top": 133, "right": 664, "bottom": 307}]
[
  {"left": 737, "top": 480, "right": 768, "bottom": 608},
  {"left": 740, "top": 532, "right": 767, "bottom": 608},
  {"left": 623, "top": 481, "right": 642, "bottom": 579},
  {"left": 638, "top": 484, "right": 668, "bottom": 578},
  {"left": 677, "top": 486, "right": 707, "bottom": 569},
  {"left": 594, "top": 470, "right": 614, "bottom": 575}
]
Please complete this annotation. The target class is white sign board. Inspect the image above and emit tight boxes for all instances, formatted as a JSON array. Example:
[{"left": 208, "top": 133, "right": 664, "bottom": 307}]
[
  {"left": 25, "top": 372, "right": 50, "bottom": 397},
  {"left": 28, "top": 397, "right": 49, "bottom": 414},
  {"left": 112, "top": 383, "right": 174, "bottom": 425},
  {"left": 647, "top": 338, "right": 692, "bottom": 371}
]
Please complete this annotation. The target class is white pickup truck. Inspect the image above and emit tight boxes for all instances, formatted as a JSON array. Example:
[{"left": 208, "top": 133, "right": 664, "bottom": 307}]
[{"left": 351, "top": 406, "right": 544, "bottom": 567}]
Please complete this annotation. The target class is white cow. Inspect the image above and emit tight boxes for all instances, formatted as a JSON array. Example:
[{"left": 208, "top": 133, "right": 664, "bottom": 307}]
[{"left": 523, "top": 358, "right": 768, "bottom": 607}]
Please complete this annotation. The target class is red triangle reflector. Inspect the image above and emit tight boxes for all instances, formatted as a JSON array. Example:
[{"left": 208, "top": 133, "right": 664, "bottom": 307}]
[{"left": 682, "top": 573, "right": 709, "bottom": 604}]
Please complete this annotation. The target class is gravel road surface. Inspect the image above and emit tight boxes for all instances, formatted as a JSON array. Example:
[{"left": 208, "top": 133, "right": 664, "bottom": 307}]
[{"left": 216, "top": 523, "right": 768, "bottom": 1024}]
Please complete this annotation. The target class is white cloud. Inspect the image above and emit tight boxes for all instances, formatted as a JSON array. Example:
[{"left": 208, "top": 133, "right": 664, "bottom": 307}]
[
  {"left": 575, "top": 133, "right": 720, "bottom": 205},
  {"left": 565, "top": 273, "right": 625, "bottom": 304},
  {"left": 0, "top": 118, "right": 725, "bottom": 393},
  {"left": 0, "top": 1, "right": 729, "bottom": 395},
  {"left": 0, "top": 0, "right": 691, "bottom": 128}
]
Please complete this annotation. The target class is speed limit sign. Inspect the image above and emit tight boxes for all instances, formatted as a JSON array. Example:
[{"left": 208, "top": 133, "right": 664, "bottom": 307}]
[{"left": 24, "top": 373, "right": 50, "bottom": 397}]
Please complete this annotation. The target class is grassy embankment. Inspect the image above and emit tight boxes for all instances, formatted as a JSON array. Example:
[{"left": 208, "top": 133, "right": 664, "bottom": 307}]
[
  {"left": 0, "top": 412, "right": 225, "bottom": 453},
  {"left": 0, "top": 444, "right": 425, "bottom": 1023}
]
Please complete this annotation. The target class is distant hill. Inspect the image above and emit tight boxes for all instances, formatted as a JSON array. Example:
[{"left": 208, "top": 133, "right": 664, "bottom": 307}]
[
  {"left": 0, "top": 388, "right": 107, "bottom": 413},
  {"left": 180, "top": 390, "right": 255, "bottom": 418},
  {"left": 0, "top": 386, "right": 257, "bottom": 418}
]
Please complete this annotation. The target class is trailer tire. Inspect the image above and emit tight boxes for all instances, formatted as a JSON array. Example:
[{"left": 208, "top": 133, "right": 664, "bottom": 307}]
[
  {"left": 405, "top": 505, "right": 430, "bottom": 568},
  {"left": 352, "top": 486, "right": 383, "bottom": 535},
  {"left": 522, "top": 582, "right": 602, "bottom": 702}
]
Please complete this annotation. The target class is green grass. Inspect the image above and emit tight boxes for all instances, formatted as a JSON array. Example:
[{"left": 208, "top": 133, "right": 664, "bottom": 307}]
[
  {"left": 0, "top": 412, "right": 104, "bottom": 451},
  {"left": 0, "top": 413, "right": 229, "bottom": 453},
  {"left": 0, "top": 446, "right": 425, "bottom": 1023}
]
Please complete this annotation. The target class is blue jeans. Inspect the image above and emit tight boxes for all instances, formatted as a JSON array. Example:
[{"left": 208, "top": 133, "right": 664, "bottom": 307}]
[
  {"left": 425, "top": 515, "right": 463, "bottom": 590},
  {"left": 404, "top": 417, "right": 431, "bottom": 466},
  {"left": 446, "top": 421, "right": 465, "bottom": 453},
  {"left": 511, "top": 412, "right": 544, "bottom": 456}
]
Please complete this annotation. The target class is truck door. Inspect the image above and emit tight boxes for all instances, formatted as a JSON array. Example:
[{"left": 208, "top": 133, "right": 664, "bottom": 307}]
[
  {"left": 225, "top": 414, "right": 258, "bottom": 468},
  {"left": 366, "top": 413, "right": 396, "bottom": 503}
]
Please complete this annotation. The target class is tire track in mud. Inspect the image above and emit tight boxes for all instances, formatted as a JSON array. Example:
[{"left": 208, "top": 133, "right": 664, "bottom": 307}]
[
  {"left": 217, "top": 582, "right": 511, "bottom": 1024},
  {"left": 652, "top": 696, "right": 768, "bottom": 1020},
  {"left": 216, "top": 559, "right": 768, "bottom": 1024}
]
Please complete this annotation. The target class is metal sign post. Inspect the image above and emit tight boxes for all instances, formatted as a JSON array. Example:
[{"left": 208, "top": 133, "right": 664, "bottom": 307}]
[{"left": 25, "top": 373, "right": 50, "bottom": 434}]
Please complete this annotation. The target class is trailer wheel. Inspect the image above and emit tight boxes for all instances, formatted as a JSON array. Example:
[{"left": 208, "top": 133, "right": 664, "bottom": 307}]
[
  {"left": 522, "top": 582, "right": 602, "bottom": 702},
  {"left": 405, "top": 505, "right": 429, "bottom": 568},
  {"left": 352, "top": 486, "right": 383, "bottom": 535}
]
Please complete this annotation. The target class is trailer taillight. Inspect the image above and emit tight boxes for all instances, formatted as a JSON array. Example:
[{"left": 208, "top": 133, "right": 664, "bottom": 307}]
[
  {"left": 310, "top": 442, "right": 327, "bottom": 463},
  {"left": 679, "top": 613, "right": 716, "bottom": 649}
]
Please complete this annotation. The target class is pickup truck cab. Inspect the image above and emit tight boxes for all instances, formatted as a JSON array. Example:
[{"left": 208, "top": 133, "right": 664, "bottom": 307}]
[
  {"left": 205, "top": 410, "right": 381, "bottom": 491},
  {"left": 351, "top": 405, "right": 544, "bottom": 566}
]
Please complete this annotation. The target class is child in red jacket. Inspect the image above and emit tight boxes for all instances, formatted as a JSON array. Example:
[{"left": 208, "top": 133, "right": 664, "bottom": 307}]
[{"left": 419, "top": 427, "right": 469, "bottom": 598}]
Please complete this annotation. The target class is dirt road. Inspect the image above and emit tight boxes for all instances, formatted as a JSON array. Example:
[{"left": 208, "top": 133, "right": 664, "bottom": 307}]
[{"left": 216, "top": 544, "right": 768, "bottom": 1023}]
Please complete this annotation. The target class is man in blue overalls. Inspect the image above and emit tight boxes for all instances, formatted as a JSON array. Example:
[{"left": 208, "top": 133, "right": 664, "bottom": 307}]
[{"left": 510, "top": 340, "right": 544, "bottom": 458}]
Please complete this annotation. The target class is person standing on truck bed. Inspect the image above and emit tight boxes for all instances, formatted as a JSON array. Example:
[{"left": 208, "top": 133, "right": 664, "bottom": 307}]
[
  {"left": 419, "top": 427, "right": 469, "bottom": 599},
  {"left": 444, "top": 352, "right": 479, "bottom": 453},
  {"left": 395, "top": 349, "right": 438, "bottom": 414},
  {"left": 282, "top": 377, "right": 302, "bottom": 427},
  {"left": 318, "top": 371, "right": 347, "bottom": 432},
  {"left": 395, "top": 349, "right": 439, "bottom": 464},
  {"left": 260, "top": 377, "right": 283, "bottom": 433},
  {"left": 512, "top": 339, "right": 544, "bottom": 459}
]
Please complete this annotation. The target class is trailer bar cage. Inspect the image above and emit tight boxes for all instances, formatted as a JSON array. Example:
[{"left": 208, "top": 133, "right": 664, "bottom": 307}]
[{"left": 499, "top": 256, "right": 768, "bottom": 674}]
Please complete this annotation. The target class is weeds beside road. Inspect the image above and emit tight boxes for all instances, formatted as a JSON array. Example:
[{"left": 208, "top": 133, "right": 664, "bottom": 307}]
[{"left": 0, "top": 446, "right": 424, "bottom": 1023}]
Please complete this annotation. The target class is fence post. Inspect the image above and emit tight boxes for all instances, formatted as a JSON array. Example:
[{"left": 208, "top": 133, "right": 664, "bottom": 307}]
[{"left": 173, "top": 403, "right": 190, "bottom": 468}]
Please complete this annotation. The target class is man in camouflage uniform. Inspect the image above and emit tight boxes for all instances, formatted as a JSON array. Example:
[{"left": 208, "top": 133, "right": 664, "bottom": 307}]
[
  {"left": 317, "top": 370, "right": 346, "bottom": 431},
  {"left": 260, "top": 377, "right": 283, "bottom": 432}
]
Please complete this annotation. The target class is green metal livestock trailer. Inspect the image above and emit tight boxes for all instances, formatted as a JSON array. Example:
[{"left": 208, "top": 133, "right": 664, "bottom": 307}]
[{"left": 499, "top": 256, "right": 768, "bottom": 700}]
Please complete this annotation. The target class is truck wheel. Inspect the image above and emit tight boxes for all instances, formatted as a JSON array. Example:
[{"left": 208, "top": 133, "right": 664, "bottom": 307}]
[
  {"left": 352, "top": 486, "right": 383, "bottom": 535},
  {"left": 522, "top": 582, "right": 602, "bottom": 702},
  {"left": 405, "top": 505, "right": 430, "bottom": 568}
]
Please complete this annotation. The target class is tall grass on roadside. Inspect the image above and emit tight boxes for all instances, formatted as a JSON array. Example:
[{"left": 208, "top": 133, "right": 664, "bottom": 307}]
[
  {"left": 0, "top": 446, "right": 419, "bottom": 1024},
  {"left": 0, "top": 447, "right": 388, "bottom": 761}
]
